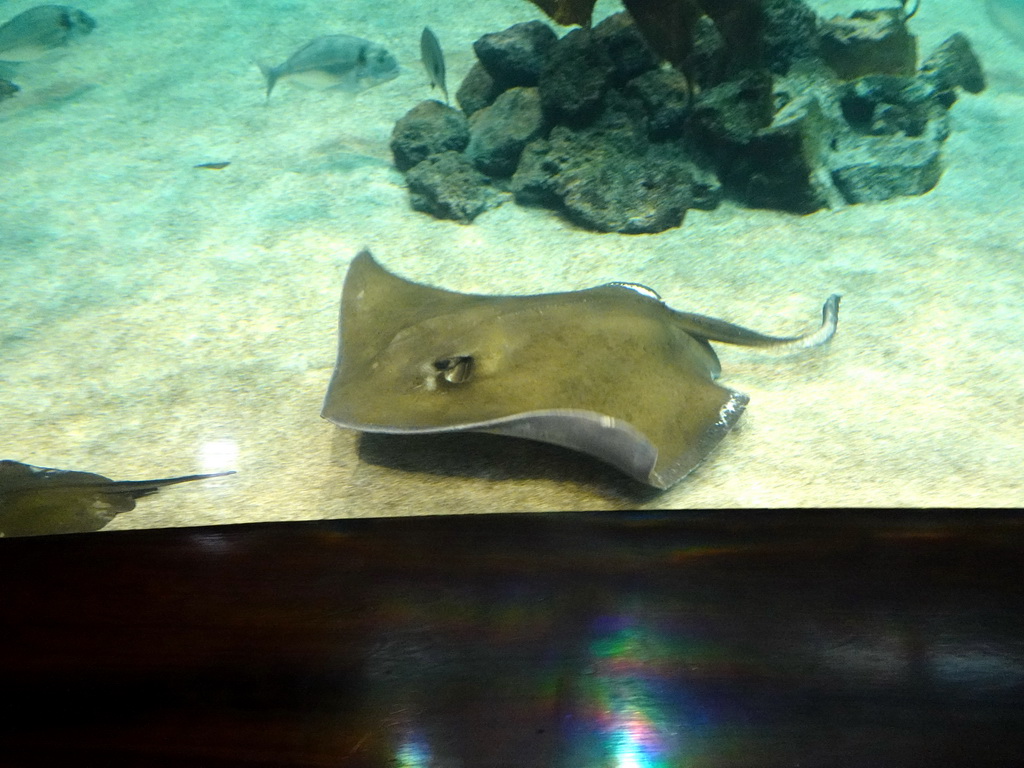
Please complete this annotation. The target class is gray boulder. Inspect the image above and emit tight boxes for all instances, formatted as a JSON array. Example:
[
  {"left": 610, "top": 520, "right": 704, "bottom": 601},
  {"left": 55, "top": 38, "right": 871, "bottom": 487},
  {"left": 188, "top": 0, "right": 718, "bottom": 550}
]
[
  {"left": 819, "top": 8, "right": 917, "bottom": 80},
  {"left": 920, "top": 33, "right": 985, "bottom": 98},
  {"left": 406, "top": 151, "right": 508, "bottom": 224},
  {"left": 467, "top": 87, "right": 548, "bottom": 177},
  {"left": 512, "top": 116, "right": 711, "bottom": 234},
  {"left": 456, "top": 62, "right": 502, "bottom": 117},
  {"left": 538, "top": 27, "right": 614, "bottom": 126},
  {"left": 390, "top": 100, "right": 470, "bottom": 172},
  {"left": 592, "top": 11, "right": 661, "bottom": 85},
  {"left": 831, "top": 136, "right": 943, "bottom": 203},
  {"left": 473, "top": 21, "right": 557, "bottom": 89}
]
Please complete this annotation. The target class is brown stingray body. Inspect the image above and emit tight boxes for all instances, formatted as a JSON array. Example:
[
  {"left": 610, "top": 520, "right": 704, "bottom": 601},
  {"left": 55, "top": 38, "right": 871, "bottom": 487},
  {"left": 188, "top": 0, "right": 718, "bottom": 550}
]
[
  {"left": 322, "top": 251, "right": 839, "bottom": 489},
  {"left": 0, "top": 460, "right": 234, "bottom": 537}
]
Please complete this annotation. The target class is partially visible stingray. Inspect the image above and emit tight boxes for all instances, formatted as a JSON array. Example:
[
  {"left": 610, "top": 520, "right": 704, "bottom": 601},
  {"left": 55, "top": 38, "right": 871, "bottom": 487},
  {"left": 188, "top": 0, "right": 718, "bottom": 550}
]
[
  {"left": 322, "top": 250, "right": 840, "bottom": 489},
  {"left": 0, "top": 460, "right": 235, "bottom": 537}
]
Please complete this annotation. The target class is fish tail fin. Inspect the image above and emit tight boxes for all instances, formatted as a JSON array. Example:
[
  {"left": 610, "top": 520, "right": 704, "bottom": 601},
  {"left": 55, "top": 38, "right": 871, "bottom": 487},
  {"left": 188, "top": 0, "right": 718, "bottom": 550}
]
[{"left": 255, "top": 59, "right": 278, "bottom": 101}]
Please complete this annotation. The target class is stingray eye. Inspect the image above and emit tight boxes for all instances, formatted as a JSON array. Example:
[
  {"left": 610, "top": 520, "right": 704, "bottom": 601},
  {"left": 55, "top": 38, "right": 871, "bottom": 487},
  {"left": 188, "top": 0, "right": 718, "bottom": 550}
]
[{"left": 433, "top": 356, "right": 474, "bottom": 385}]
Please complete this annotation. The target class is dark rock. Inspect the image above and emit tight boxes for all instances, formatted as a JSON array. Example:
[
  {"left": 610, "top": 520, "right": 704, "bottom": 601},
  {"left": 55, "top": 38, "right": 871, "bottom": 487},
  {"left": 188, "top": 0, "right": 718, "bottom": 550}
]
[
  {"left": 830, "top": 136, "right": 943, "bottom": 203},
  {"left": 538, "top": 27, "right": 614, "bottom": 126},
  {"left": 688, "top": 165, "right": 724, "bottom": 211},
  {"left": 511, "top": 112, "right": 648, "bottom": 210},
  {"left": 689, "top": 70, "right": 775, "bottom": 146},
  {"left": 467, "top": 87, "right": 548, "bottom": 177},
  {"left": 920, "top": 33, "right": 986, "bottom": 97},
  {"left": 473, "top": 21, "right": 558, "bottom": 89},
  {"left": 390, "top": 101, "right": 470, "bottom": 172},
  {"left": 405, "top": 151, "right": 507, "bottom": 224},
  {"left": 761, "top": 0, "right": 821, "bottom": 75},
  {"left": 820, "top": 9, "right": 918, "bottom": 80},
  {"left": 838, "top": 76, "right": 948, "bottom": 139},
  {"left": 592, "top": 12, "right": 661, "bottom": 85},
  {"left": 826, "top": 71, "right": 951, "bottom": 203},
  {"left": 512, "top": 123, "right": 704, "bottom": 234},
  {"left": 626, "top": 68, "right": 692, "bottom": 140},
  {"left": 585, "top": 96, "right": 651, "bottom": 154},
  {"left": 710, "top": 0, "right": 768, "bottom": 73},
  {"left": 508, "top": 139, "right": 561, "bottom": 209},
  {"left": 563, "top": 150, "right": 696, "bottom": 233},
  {"left": 0, "top": 78, "right": 18, "bottom": 102},
  {"left": 456, "top": 62, "right": 503, "bottom": 117},
  {"left": 687, "top": 16, "right": 729, "bottom": 91},
  {"left": 721, "top": 94, "right": 836, "bottom": 213}
]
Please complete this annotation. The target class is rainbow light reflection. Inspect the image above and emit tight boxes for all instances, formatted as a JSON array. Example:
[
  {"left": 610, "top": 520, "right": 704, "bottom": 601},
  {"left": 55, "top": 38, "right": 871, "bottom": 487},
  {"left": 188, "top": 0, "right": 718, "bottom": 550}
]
[
  {"left": 570, "top": 611, "right": 714, "bottom": 767},
  {"left": 395, "top": 727, "right": 431, "bottom": 768}
]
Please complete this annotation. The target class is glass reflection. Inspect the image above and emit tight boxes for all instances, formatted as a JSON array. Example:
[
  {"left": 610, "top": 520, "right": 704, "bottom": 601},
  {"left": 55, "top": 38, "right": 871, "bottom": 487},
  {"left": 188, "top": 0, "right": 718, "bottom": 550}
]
[
  {"left": 199, "top": 438, "right": 238, "bottom": 475},
  {"left": 395, "top": 727, "right": 432, "bottom": 768},
  {"left": 566, "top": 611, "right": 712, "bottom": 767}
]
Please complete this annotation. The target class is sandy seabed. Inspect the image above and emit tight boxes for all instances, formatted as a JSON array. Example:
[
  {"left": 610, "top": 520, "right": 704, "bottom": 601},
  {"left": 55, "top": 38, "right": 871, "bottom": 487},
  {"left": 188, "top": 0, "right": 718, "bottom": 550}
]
[{"left": 1, "top": 0, "right": 1022, "bottom": 528}]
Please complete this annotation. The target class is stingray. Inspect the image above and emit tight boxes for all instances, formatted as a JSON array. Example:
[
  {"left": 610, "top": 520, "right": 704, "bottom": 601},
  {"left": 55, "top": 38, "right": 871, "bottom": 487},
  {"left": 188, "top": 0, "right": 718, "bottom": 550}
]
[
  {"left": 322, "top": 250, "right": 840, "bottom": 489},
  {"left": 0, "top": 460, "right": 234, "bottom": 537}
]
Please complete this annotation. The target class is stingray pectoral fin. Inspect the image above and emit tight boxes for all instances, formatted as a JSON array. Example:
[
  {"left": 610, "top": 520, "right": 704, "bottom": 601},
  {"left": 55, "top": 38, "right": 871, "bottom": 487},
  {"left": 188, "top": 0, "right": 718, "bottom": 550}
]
[
  {"left": 478, "top": 386, "right": 748, "bottom": 490},
  {"left": 0, "top": 487, "right": 131, "bottom": 537},
  {"left": 480, "top": 410, "right": 660, "bottom": 486},
  {"left": 650, "top": 387, "right": 749, "bottom": 488},
  {"left": 674, "top": 294, "right": 841, "bottom": 350}
]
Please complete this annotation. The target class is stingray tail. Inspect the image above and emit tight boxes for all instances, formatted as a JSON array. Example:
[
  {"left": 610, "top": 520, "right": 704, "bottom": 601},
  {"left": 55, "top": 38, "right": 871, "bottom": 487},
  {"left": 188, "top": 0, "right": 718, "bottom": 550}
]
[
  {"left": 104, "top": 471, "right": 237, "bottom": 499},
  {"left": 676, "top": 295, "right": 841, "bottom": 350}
]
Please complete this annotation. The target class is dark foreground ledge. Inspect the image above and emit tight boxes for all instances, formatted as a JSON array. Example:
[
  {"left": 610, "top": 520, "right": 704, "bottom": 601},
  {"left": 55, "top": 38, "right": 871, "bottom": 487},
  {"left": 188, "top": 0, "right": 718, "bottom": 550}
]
[{"left": 2, "top": 510, "right": 1023, "bottom": 767}]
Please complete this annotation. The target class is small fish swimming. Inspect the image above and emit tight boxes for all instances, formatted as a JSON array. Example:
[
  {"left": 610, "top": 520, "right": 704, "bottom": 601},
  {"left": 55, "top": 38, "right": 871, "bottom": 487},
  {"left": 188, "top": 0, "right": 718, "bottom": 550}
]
[
  {"left": 420, "top": 26, "right": 448, "bottom": 103},
  {"left": 0, "top": 4, "right": 96, "bottom": 62},
  {"left": 0, "top": 460, "right": 235, "bottom": 537},
  {"left": 258, "top": 33, "right": 399, "bottom": 100}
]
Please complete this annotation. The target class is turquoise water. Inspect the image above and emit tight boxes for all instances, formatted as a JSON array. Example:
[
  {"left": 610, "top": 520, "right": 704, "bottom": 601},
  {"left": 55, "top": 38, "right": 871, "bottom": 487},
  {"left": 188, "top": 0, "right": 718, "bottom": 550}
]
[
  {"left": 989, "top": 0, "right": 1024, "bottom": 50},
  {"left": 1, "top": 0, "right": 1021, "bottom": 526}
]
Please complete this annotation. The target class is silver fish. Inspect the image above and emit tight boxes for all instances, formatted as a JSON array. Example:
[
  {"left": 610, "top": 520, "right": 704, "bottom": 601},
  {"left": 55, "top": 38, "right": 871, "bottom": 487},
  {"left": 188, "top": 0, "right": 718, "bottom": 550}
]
[
  {"left": 259, "top": 33, "right": 399, "bottom": 100},
  {"left": 0, "top": 4, "right": 96, "bottom": 62},
  {"left": 420, "top": 26, "right": 448, "bottom": 104}
]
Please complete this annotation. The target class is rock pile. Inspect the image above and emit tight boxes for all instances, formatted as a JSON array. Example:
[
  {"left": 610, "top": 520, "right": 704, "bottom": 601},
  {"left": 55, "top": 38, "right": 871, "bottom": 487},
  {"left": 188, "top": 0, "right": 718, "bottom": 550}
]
[{"left": 390, "top": 0, "right": 984, "bottom": 232}]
